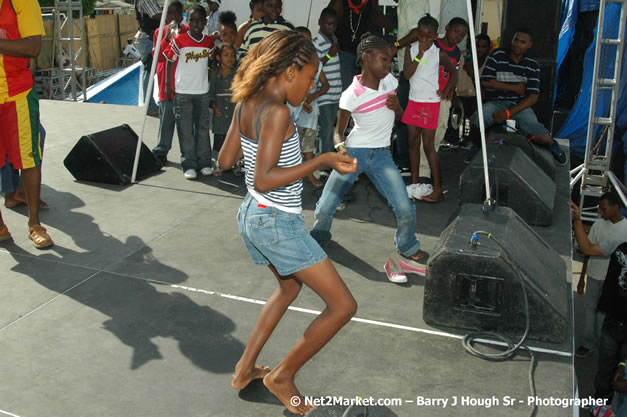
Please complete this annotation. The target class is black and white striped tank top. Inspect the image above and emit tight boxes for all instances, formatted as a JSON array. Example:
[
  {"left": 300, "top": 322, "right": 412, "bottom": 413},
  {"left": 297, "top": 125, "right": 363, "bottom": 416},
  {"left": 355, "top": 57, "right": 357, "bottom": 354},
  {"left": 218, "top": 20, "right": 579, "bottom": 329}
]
[{"left": 239, "top": 99, "right": 303, "bottom": 213}]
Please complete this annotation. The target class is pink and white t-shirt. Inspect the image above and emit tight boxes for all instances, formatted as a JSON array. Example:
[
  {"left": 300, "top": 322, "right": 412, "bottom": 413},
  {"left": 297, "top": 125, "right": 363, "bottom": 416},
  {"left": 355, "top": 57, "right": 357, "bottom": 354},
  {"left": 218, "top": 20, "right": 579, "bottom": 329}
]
[
  {"left": 339, "top": 73, "right": 398, "bottom": 149},
  {"left": 164, "top": 32, "right": 214, "bottom": 95}
]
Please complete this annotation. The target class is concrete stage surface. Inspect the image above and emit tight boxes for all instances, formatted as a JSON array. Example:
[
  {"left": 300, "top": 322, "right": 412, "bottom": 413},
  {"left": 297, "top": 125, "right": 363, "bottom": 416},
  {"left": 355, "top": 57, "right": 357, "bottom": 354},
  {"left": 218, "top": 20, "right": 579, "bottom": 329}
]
[{"left": 0, "top": 101, "right": 577, "bottom": 417}]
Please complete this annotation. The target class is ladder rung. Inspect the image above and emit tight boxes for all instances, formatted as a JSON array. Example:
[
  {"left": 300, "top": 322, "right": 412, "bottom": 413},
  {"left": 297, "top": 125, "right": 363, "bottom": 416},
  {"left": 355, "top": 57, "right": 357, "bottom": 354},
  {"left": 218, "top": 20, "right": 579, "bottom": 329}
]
[
  {"left": 597, "top": 78, "right": 617, "bottom": 86},
  {"left": 600, "top": 39, "right": 621, "bottom": 45},
  {"left": 593, "top": 117, "right": 613, "bottom": 125}
]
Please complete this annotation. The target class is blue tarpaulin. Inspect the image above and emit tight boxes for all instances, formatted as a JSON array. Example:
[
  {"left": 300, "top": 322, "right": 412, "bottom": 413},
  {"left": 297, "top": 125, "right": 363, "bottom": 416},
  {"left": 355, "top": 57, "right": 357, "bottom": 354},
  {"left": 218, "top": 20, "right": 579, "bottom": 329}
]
[
  {"left": 556, "top": 3, "right": 625, "bottom": 159},
  {"left": 557, "top": 0, "right": 578, "bottom": 72}
]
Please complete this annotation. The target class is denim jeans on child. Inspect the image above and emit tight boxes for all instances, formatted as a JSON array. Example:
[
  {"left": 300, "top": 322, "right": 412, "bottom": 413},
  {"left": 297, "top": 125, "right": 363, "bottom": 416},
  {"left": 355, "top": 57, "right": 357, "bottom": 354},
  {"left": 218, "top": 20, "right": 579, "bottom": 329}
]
[
  {"left": 318, "top": 102, "right": 339, "bottom": 155},
  {"left": 470, "top": 100, "right": 549, "bottom": 136},
  {"left": 174, "top": 93, "right": 212, "bottom": 171},
  {"left": 152, "top": 99, "right": 176, "bottom": 159},
  {"left": 135, "top": 36, "right": 158, "bottom": 111},
  {"left": 311, "top": 147, "right": 420, "bottom": 257}
]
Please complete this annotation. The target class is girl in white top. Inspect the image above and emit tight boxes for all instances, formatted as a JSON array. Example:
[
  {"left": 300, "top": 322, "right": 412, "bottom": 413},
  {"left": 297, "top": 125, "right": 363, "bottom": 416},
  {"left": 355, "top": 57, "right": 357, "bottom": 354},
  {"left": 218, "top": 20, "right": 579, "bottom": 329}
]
[
  {"left": 311, "top": 34, "right": 429, "bottom": 281},
  {"left": 401, "top": 14, "right": 458, "bottom": 203}
]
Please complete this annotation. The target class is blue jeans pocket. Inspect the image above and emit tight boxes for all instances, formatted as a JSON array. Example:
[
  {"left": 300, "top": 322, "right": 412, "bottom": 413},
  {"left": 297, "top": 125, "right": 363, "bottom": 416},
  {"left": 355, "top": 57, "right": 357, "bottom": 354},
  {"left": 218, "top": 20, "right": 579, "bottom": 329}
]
[{"left": 247, "top": 214, "right": 279, "bottom": 247}]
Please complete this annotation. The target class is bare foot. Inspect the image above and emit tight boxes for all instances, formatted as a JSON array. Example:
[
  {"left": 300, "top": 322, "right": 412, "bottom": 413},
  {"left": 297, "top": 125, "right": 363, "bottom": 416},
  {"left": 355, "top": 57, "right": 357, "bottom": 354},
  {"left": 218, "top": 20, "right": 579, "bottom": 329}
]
[
  {"left": 231, "top": 364, "right": 271, "bottom": 390},
  {"left": 263, "top": 371, "right": 314, "bottom": 415},
  {"left": 421, "top": 190, "right": 443, "bottom": 203},
  {"left": 306, "top": 175, "right": 323, "bottom": 188},
  {"left": 13, "top": 192, "right": 49, "bottom": 208}
]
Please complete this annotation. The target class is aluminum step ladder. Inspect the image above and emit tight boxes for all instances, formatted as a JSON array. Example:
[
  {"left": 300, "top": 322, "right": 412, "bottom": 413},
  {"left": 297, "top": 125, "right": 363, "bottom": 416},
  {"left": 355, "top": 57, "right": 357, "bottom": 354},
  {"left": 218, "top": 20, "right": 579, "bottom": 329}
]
[{"left": 570, "top": 0, "right": 627, "bottom": 221}]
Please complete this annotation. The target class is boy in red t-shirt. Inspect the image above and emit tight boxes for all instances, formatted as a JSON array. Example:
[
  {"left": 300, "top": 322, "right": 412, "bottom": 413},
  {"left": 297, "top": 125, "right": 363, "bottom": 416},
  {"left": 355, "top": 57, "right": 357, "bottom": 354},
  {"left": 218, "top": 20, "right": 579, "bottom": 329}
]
[
  {"left": 151, "top": 0, "right": 185, "bottom": 164},
  {"left": 164, "top": 5, "right": 215, "bottom": 180}
]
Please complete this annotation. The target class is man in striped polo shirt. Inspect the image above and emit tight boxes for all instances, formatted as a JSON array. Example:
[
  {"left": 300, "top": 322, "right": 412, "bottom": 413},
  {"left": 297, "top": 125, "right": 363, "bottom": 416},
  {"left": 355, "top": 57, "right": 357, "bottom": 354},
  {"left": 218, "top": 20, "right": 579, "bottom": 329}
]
[
  {"left": 469, "top": 28, "right": 567, "bottom": 165},
  {"left": 239, "top": 0, "right": 293, "bottom": 57}
]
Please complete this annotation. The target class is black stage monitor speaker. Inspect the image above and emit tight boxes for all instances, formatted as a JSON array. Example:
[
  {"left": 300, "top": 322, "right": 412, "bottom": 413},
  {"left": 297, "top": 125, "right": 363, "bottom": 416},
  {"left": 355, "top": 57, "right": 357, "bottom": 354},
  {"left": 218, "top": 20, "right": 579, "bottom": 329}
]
[
  {"left": 423, "top": 204, "right": 568, "bottom": 343},
  {"left": 459, "top": 147, "right": 556, "bottom": 226},
  {"left": 64, "top": 124, "right": 162, "bottom": 185},
  {"left": 486, "top": 127, "right": 556, "bottom": 179}
]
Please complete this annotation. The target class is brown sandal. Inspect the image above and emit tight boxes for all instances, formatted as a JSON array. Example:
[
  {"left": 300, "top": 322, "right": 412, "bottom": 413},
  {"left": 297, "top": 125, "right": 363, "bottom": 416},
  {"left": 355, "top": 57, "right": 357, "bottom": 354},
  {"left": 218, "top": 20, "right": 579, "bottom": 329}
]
[
  {"left": 28, "top": 225, "right": 54, "bottom": 249},
  {"left": 0, "top": 224, "right": 11, "bottom": 241}
]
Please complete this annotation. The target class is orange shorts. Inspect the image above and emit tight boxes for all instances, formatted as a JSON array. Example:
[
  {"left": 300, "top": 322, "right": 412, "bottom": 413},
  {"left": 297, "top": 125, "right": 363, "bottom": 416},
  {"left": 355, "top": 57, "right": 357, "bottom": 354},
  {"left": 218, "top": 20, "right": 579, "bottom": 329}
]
[{"left": 0, "top": 89, "right": 42, "bottom": 170}]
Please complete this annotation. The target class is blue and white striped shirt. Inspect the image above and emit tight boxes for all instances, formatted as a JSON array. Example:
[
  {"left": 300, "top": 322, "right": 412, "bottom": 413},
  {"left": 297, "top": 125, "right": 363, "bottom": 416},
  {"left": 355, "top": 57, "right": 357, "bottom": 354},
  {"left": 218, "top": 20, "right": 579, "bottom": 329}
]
[
  {"left": 313, "top": 32, "right": 342, "bottom": 107},
  {"left": 240, "top": 128, "right": 303, "bottom": 214},
  {"left": 481, "top": 48, "right": 541, "bottom": 104}
]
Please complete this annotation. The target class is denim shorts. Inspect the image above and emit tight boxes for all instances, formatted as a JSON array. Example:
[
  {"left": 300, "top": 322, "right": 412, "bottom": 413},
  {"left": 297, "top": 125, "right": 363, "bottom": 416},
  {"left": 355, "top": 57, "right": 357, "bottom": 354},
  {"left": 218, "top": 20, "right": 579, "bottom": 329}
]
[{"left": 237, "top": 193, "right": 327, "bottom": 276}]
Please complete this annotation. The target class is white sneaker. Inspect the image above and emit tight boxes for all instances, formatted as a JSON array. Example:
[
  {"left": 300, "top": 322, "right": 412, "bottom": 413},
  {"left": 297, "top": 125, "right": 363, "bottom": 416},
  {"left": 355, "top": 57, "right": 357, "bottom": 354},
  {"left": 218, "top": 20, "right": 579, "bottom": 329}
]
[
  {"left": 406, "top": 183, "right": 419, "bottom": 198},
  {"left": 407, "top": 183, "right": 433, "bottom": 200},
  {"left": 183, "top": 169, "right": 197, "bottom": 180},
  {"left": 200, "top": 167, "right": 214, "bottom": 176}
]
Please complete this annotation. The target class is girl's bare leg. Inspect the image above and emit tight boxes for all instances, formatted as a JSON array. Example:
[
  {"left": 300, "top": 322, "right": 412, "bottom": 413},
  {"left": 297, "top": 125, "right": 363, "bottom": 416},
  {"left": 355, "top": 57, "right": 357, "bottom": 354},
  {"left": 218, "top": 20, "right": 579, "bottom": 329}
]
[
  {"left": 263, "top": 258, "right": 357, "bottom": 415},
  {"left": 232, "top": 265, "right": 302, "bottom": 390},
  {"left": 421, "top": 129, "right": 444, "bottom": 202},
  {"left": 407, "top": 125, "right": 422, "bottom": 185}
]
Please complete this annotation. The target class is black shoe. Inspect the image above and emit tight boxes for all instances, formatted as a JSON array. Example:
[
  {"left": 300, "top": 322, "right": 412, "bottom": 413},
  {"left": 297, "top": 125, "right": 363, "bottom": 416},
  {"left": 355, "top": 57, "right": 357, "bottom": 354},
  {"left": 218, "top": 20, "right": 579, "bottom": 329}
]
[
  {"left": 153, "top": 153, "right": 167, "bottom": 166},
  {"left": 575, "top": 346, "right": 592, "bottom": 357},
  {"left": 551, "top": 140, "right": 568, "bottom": 166}
]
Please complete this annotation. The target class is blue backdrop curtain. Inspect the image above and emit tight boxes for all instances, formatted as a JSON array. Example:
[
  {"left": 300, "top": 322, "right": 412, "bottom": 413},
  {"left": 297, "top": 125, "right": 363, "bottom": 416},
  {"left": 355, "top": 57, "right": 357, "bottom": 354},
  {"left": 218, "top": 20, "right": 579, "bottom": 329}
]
[{"left": 556, "top": 2, "right": 625, "bottom": 158}]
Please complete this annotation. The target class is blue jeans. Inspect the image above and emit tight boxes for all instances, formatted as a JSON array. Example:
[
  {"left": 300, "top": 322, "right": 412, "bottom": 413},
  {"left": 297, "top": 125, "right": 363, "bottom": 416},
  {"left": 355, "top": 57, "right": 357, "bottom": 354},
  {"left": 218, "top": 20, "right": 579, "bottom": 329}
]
[
  {"left": 339, "top": 50, "right": 357, "bottom": 91},
  {"left": 469, "top": 100, "right": 549, "bottom": 136},
  {"left": 174, "top": 93, "right": 212, "bottom": 171},
  {"left": 135, "top": 36, "right": 158, "bottom": 111},
  {"left": 317, "top": 102, "right": 339, "bottom": 155},
  {"left": 311, "top": 147, "right": 420, "bottom": 257},
  {"left": 1, "top": 124, "right": 45, "bottom": 193},
  {"left": 152, "top": 99, "right": 176, "bottom": 158}
]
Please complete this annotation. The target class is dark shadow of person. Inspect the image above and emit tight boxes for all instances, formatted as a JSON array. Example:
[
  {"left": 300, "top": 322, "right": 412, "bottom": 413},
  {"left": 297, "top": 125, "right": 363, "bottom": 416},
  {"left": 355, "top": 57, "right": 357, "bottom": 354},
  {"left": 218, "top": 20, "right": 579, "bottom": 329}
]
[{"left": 3, "top": 186, "right": 245, "bottom": 374}]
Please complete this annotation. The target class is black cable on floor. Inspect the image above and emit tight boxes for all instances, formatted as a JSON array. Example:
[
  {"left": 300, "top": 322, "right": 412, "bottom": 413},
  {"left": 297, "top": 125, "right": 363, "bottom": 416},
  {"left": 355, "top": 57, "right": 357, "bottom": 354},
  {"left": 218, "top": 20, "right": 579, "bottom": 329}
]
[{"left": 462, "top": 230, "right": 538, "bottom": 417}]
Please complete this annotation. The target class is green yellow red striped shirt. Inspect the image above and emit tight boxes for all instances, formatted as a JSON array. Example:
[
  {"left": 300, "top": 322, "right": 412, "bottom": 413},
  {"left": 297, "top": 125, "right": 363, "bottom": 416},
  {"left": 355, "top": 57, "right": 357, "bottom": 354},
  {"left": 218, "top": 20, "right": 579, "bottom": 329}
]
[{"left": 0, "top": 0, "right": 45, "bottom": 103}]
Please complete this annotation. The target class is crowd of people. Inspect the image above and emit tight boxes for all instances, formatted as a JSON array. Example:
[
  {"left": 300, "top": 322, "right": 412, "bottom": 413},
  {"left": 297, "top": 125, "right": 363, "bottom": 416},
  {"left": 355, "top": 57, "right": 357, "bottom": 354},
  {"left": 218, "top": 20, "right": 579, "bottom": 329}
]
[{"left": 1, "top": 0, "right": 625, "bottom": 415}]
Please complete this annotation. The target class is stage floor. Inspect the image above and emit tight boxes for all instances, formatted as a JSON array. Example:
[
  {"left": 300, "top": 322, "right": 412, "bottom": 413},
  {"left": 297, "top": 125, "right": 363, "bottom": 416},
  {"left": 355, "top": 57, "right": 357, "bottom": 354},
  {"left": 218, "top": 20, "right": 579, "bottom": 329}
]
[{"left": 0, "top": 100, "right": 578, "bottom": 417}]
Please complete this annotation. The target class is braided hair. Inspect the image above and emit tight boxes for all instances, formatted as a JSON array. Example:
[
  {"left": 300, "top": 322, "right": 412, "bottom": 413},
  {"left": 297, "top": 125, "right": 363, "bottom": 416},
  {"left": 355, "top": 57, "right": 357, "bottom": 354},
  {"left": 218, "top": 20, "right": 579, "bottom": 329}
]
[
  {"left": 355, "top": 33, "right": 389, "bottom": 66},
  {"left": 232, "top": 30, "right": 318, "bottom": 103},
  {"left": 418, "top": 13, "right": 439, "bottom": 35}
]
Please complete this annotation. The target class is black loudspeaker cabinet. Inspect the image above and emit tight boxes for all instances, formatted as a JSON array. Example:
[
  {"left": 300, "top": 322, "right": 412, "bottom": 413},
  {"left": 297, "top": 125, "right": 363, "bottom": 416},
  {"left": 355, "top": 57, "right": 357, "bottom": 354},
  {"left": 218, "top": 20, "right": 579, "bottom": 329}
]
[
  {"left": 64, "top": 124, "right": 162, "bottom": 185},
  {"left": 486, "top": 127, "right": 556, "bottom": 179},
  {"left": 459, "top": 146, "right": 556, "bottom": 226},
  {"left": 423, "top": 204, "right": 569, "bottom": 343}
]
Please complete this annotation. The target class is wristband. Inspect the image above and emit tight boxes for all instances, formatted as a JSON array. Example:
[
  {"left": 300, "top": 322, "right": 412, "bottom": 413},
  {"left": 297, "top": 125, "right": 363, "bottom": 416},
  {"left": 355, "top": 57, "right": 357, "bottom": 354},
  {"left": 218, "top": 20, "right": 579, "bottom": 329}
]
[
  {"left": 325, "top": 53, "right": 334, "bottom": 61},
  {"left": 391, "top": 28, "right": 397, "bottom": 35},
  {"left": 414, "top": 57, "right": 428, "bottom": 64},
  {"left": 620, "top": 362, "right": 626, "bottom": 367},
  {"left": 334, "top": 142, "right": 346, "bottom": 150},
  {"left": 394, "top": 41, "right": 400, "bottom": 48},
  {"left": 505, "top": 109, "right": 511, "bottom": 119}
]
